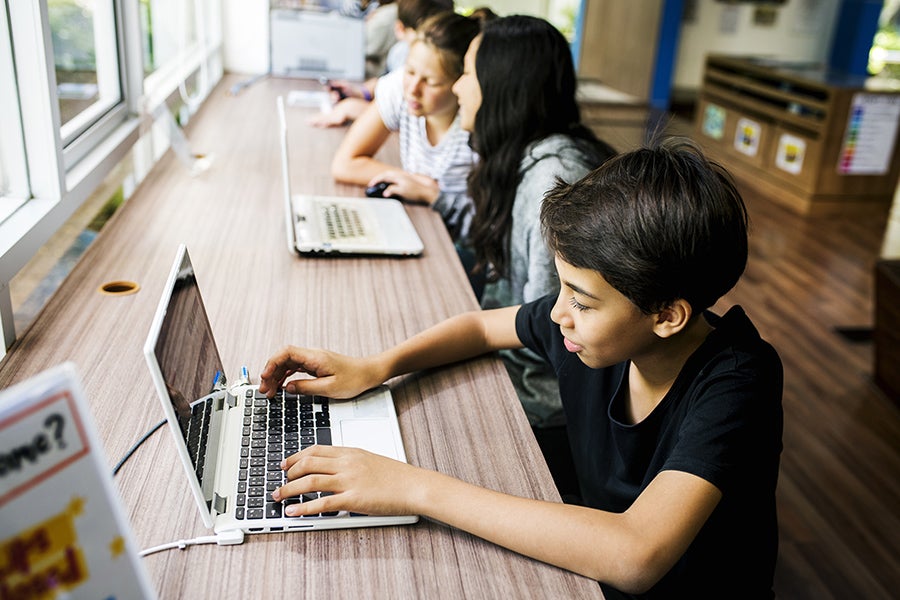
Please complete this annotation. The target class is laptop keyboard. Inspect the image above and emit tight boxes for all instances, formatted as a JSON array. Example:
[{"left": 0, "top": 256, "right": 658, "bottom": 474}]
[
  {"left": 183, "top": 398, "right": 213, "bottom": 483},
  {"left": 321, "top": 203, "right": 367, "bottom": 240},
  {"left": 234, "top": 389, "right": 334, "bottom": 520}
]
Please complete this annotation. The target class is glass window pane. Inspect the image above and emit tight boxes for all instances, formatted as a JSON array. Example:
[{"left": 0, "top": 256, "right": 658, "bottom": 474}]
[
  {"left": 869, "top": 1, "right": 900, "bottom": 78},
  {"left": 49, "top": 0, "right": 122, "bottom": 144},
  {"left": 141, "top": 0, "right": 198, "bottom": 76},
  {"left": 0, "top": 5, "right": 27, "bottom": 205}
]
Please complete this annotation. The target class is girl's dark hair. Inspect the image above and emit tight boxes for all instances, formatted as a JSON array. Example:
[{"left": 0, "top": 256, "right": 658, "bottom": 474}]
[
  {"left": 541, "top": 137, "right": 749, "bottom": 315},
  {"left": 466, "top": 15, "right": 614, "bottom": 280},
  {"left": 416, "top": 11, "right": 482, "bottom": 81}
]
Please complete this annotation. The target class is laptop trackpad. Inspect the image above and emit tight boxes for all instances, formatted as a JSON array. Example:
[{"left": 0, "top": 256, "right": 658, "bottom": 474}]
[{"left": 340, "top": 419, "right": 398, "bottom": 459}]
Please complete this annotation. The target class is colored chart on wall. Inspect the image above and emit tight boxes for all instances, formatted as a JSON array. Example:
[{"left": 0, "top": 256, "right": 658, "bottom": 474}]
[{"left": 838, "top": 93, "right": 900, "bottom": 175}]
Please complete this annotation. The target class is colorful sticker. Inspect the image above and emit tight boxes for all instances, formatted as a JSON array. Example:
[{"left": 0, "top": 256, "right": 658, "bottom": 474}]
[
  {"left": 734, "top": 118, "right": 761, "bottom": 157},
  {"left": 776, "top": 133, "right": 806, "bottom": 175},
  {"left": 702, "top": 103, "right": 726, "bottom": 140}
]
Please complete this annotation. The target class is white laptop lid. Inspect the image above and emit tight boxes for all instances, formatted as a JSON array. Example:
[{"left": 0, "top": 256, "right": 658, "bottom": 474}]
[
  {"left": 143, "top": 245, "right": 417, "bottom": 534},
  {"left": 276, "top": 96, "right": 424, "bottom": 257}
]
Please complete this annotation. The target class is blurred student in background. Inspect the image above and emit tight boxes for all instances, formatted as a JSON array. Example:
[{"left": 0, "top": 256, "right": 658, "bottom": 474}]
[
  {"left": 315, "top": 0, "right": 454, "bottom": 128},
  {"left": 362, "top": 0, "right": 398, "bottom": 79}
]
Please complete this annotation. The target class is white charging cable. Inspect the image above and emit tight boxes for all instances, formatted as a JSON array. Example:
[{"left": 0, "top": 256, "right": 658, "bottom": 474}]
[{"left": 140, "top": 530, "right": 244, "bottom": 557}]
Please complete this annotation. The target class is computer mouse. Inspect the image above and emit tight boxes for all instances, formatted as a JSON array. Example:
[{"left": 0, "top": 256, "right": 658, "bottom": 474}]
[{"left": 365, "top": 181, "right": 391, "bottom": 198}]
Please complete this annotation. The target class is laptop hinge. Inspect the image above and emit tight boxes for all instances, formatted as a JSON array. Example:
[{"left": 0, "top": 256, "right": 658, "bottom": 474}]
[
  {"left": 214, "top": 391, "right": 237, "bottom": 411},
  {"left": 213, "top": 493, "right": 227, "bottom": 515}
]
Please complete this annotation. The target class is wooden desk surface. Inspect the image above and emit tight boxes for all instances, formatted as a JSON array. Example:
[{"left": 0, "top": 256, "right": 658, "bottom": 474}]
[{"left": 0, "top": 75, "right": 603, "bottom": 598}]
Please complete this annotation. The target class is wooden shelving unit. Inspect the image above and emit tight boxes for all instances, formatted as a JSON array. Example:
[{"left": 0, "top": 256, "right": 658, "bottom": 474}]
[{"left": 695, "top": 54, "right": 900, "bottom": 215}]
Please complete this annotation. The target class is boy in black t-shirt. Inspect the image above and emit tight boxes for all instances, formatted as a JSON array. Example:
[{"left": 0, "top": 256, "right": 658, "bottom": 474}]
[{"left": 260, "top": 138, "right": 783, "bottom": 598}]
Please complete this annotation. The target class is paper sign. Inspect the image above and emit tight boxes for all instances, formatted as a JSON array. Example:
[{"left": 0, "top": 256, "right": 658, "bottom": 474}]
[
  {"left": 0, "top": 391, "right": 88, "bottom": 507},
  {"left": 0, "top": 364, "right": 156, "bottom": 599}
]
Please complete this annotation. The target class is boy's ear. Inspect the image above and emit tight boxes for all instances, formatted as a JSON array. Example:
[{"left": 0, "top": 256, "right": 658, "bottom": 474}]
[{"left": 653, "top": 299, "right": 692, "bottom": 339}]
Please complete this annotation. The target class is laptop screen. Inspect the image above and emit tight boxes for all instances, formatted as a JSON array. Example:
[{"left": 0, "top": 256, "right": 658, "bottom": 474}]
[{"left": 150, "top": 249, "right": 224, "bottom": 472}]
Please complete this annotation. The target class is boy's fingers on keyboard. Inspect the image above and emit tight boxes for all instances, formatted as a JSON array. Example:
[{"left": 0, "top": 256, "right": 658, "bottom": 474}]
[{"left": 286, "top": 376, "right": 331, "bottom": 395}]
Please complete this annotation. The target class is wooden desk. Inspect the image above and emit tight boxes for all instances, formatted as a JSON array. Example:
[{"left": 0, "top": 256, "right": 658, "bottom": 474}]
[{"left": 0, "top": 75, "right": 603, "bottom": 598}]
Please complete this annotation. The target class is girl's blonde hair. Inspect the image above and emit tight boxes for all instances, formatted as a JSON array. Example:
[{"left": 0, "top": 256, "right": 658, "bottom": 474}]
[{"left": 414, "top": 11, "right": 481, "bottom": 80}]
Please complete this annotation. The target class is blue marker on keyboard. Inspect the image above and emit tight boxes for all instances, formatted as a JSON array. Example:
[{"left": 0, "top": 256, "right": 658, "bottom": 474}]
[
  {"left": 237, "top": 366, "right": 251, "bottom": 387},
  {"left": 211, "top": 370, "right": 227, "bottom": 392}
]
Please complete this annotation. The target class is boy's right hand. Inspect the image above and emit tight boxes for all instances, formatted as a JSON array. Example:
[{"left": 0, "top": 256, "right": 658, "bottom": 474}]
[{"left": 258, "top": 346, "right": 382, "bottom": 399}]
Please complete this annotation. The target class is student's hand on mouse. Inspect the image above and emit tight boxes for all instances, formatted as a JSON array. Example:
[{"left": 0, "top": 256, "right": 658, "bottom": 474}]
[
  {"left": 326, "top": 80, "right": 364, "bottom": 100},
  {"left": 273, "top": 445, "right": 423, "bottom": 517},
  {"left": 258, "top": 346, "right": 385, "bottom": 399},
  {"left": 366, "top": 171, "right": 439, "bottom": 205}
]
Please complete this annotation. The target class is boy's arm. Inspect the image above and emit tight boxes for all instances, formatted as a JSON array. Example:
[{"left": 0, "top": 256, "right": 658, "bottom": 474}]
[
  {"left": 259, "top": 306, "right": 522, "bottom": 398},
  {"left": 384, "top": 305, "right": 521, "bottom": 375},
  {"left": 330, "top": 101, "right": 394, "bottom": 185},
  {"left": 420, "top": 468, "right": 721, "bottom": 593},
  {"left": 278, "top": 448, "right": 720, "bottom": 594}
]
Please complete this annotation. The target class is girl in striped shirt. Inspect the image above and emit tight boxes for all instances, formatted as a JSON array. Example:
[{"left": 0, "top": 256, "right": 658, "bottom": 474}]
[{"left": 330, "top": 11, "right": 481, "bottom": 242}]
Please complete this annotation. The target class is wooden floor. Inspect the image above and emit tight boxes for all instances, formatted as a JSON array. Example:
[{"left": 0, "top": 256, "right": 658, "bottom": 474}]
[
  {"left": 9, "top": 102, "right": 900, "bottom": 598},
  {"left": 721, "top": 182, "right": 898, "bottom": 599}
]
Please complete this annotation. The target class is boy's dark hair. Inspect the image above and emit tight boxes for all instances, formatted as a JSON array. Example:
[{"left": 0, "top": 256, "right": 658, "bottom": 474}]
[
  {"left": 397, "top": 0, "right": 454, "bottom": 30},
  {"left": 416, "top": 11, "right": 481, "bottom": 80},
  {"left": 541, "top": 137, "right": 749, "bottom": 315}
]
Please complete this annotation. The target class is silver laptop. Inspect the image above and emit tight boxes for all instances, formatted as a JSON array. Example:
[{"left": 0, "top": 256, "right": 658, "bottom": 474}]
[
  {"left": 143, "top": 245, "right": 418, "bottom": 539},
  {"left": 277, "top": 96, "right": 424, "bottom": 256}
]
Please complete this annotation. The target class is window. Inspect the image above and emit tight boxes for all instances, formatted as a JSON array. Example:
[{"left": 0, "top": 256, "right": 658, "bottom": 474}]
[
  {"left": 0, "top": 4, "right": 28, "bottom": 222},
  {"left": 141, "top": 0, "right": 198, "bottom": 76},
  {"left": 1, "top": 0, "right": 223, "bottom": 352},
  {"left": 869, "top": 0, "right": 900, "bottom": 78},
  {"left": 46, "top": 0, "right": 130, "bottom": 168},
  {"left": 141, "top": 0, "right": 221, "bottom": 113},
  {"left": 50, "top": 0, "right": 122, "bottom": 137}
]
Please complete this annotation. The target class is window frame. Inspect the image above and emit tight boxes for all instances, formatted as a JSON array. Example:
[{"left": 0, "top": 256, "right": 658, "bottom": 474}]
[
  {"left": 0, "top": 0, "right": 223, "bottom": 354},
  {"left": 56, "top": 0, "right": 131, "bottom": 168}
]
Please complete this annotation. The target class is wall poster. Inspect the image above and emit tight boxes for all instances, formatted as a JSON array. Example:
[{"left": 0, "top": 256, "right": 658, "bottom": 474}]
[{"left": 838, "top": 93, "right": 900, "bottom": 175}]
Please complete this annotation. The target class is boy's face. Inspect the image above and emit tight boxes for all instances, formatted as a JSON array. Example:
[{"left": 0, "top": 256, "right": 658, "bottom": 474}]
[{"left": 550, "top": 256, "right": 659, "bottom": 369}]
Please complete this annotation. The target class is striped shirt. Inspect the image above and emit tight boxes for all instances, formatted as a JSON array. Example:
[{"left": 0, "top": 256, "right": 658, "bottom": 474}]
[{"left": 375, "top": 69, "right": 476, "bottom": 240}]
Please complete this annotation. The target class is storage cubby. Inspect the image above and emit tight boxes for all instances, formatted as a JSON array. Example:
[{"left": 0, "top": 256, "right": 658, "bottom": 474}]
[{"left": 695, "top": 55, "right": 900, "bottom": 215}]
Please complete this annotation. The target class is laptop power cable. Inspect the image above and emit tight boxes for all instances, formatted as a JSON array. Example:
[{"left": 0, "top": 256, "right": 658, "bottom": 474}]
[
  {"left": 112, "top": 418, "right": 166, "bottom": 476},
  {"left": 139, "top": 530, "right": 245, "bottom": 557}
]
